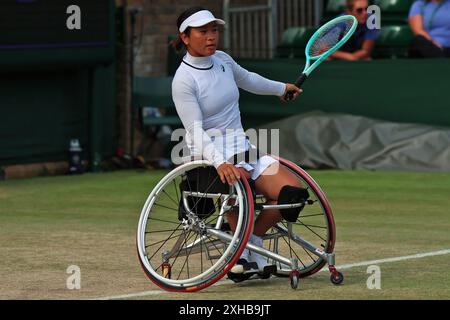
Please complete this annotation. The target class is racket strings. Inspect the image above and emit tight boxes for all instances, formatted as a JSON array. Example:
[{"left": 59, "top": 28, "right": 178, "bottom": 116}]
[{"left": 309, "top": 19, "right": 355, "bottom": 58}]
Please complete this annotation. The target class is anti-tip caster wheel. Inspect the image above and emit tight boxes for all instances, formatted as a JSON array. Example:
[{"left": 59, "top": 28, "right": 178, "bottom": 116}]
[
  {"left": 289, "top": 270, "right": 300, "bottom": 289},
  {"left": 330, "top": 271, "right": 344, "bottom": 285}
]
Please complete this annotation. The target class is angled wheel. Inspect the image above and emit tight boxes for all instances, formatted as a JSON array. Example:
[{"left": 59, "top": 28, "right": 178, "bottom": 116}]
[
  {"left": 137, "top": 160, "right": 254, "bottom": 292},
  {"left": 262, "top": 157, "right": 336, "bottom": 279}
]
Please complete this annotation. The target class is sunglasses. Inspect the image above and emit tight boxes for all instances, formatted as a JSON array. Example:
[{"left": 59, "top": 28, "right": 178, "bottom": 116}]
[{"left": 354, "top": 7, "right": 367, "bottom": 14}]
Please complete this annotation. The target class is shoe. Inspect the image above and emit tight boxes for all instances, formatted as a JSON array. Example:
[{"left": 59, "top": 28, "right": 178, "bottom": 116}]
[
  {"left": 228, "top": 235, "right": 277, "bottom": 282},
  {"left": 227, "top": 264, "right": 252, "bottom": 283},
  {"left": 258, "top": 265, "right": 277, "bottom": 279},
  {"left": 229, "top": 247, "right": 249, "bottom": 274},
  {"left": 247, "top": 235, "right": 271, "bottom": 272}
]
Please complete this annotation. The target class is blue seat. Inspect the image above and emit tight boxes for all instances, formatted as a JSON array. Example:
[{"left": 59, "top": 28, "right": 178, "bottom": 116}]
[
  {"left": 373, "top": 24, "right": 413, "bottom": 58},
  {"left": 373, "top": 0, "right": 414, "bottom": 24}
]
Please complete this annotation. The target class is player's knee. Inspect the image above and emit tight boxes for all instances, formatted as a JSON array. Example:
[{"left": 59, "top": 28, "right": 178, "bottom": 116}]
[{"left": 277, "top": 185, "right": 310, "bottom": 222}]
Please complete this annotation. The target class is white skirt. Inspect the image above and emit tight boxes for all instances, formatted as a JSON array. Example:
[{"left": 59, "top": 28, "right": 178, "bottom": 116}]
[
  {"left": 185, "top": 130, "right": 278, "bottom": 180},
  {"left": 235, "top": 155, "right": 278, "bottom": 181}
]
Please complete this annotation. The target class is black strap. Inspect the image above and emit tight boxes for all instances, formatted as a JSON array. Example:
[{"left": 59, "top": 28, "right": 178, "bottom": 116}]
[{"left": 182, "top": 60, "right": 214, "bottom": 70}]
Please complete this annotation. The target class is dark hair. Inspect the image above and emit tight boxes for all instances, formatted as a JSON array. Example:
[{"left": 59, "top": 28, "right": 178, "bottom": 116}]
[
  {"left": 346, "top": 0, "right": 367, "bottom": 10},
  {"left": 171, "top": 6, "right": 207, "bottom": 54}
]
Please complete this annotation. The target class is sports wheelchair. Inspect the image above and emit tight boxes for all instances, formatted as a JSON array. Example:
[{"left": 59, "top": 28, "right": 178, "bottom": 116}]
[{"left": 136, "top": 156, "right": 343, "bottom": 292}]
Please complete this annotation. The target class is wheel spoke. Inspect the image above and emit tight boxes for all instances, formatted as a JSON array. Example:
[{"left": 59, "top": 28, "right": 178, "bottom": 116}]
[
  {"left": 168, "top": 229, "right": 194, "bottom": 276},
  {"left": 294, "top": 222, "right": 327, "bottom": 229},
  {"left": 299, "top": 213, "right": 325, "bottom": 218},
  {"left": 301, "top": 244, "right": 318, "bottom": 264},
  {"left": 204, "top": 233, "right": 224, "bottom": 258},
  {"left": 145, "top": 233, "right": 183, "bottom": 249},
  {"left": 148, "top": 216, "right": 181, "bottom": 226},
  {"left": 146, "top": 228, "right": 183, "bottom": 234},
  {"left": 137, "top": 163, "right": 256, "bottom": 291},
  {"left": 294, "top": 220, "right": 327, "bottom": 242},
  {"left": 186, "top": 175, "right": 222, "bottom": 214},
  {"left": 280, "top": 235, "right": 306, "bottom": 268},
  {"left": 176, "top": 231, "right": 200, "bottom": 280},
  {"left": 173, "top": 179, "right": 179, "bottom": 202},
  {"left": 280, "top": 222, "right": 307, "bottom": 268},
  {"left": 152, "top": 202, "right": 178, "bottom": 212},
  {"left": 162, "top": 189, "right": 179, "bottom": 207},
  {"left": 146, "top": 224, "right": 184, "bottom": 262}
]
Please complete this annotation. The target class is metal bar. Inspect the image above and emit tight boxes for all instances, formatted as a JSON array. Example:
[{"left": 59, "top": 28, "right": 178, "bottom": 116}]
[
  {"left": 261, "top": 10, "right": 267, "bottom": 58},
  {"left": 183, "top": 191, "right": 228, "bottom": 198},
  {"left": 286, "top": 0, "right": 292, "bottom": 28},
  {"left": 167, "top": 236, "right": 224, "bottom": 259},
  {"left": 215, "top": 196, "right": 228, "bottom": 230},
  {"left": 254, "top": 11, "right": 260, "bottom": 58},
  {"left": 293, "top": 0, "right": 299, "bottom": 27},
  {"left": 164, "top": 231, "right": 190, "bottom": 260},
  {"left": 278, "top": 0, "right": 285, "bottom": 43},
  {"left": 273, "top": 224, "right": 329, "bottom": 260},
  {"left": 301, "top": 0, "right": 306, "bottom": 26},
  {"left": 308, "top": 0, "right": 313, "bottom": 26},
  {"left": 208, "top": 229, "right": 293, "bottom": 266},
  {"left": 239, "top": 13, "right": 245, "bottom": 57},
  {"left": 232, "top": 12, "right": 238, "bottom": 56},
  {"left": 315, "top": 0, "right": 323, "bottom": 26},
  {"left": 270, "top": 0, "right": 278, "bottom": 58},
  {"left": 223, "top": 0, "right": 231, "bottom": 51},
  {"left": 261, "top": 201, "right": 307, "bottom": 210},
  {"left": 225, "top": 0, "right": 318, "bottom": 58},
  {"left": 247, "top": 11, "right": 252, "bottom": 58}
]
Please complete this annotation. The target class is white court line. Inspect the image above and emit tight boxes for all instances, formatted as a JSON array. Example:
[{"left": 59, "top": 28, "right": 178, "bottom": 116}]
[
  {"left": 92, "top": 248, "right": 450, "bottom": 300},
  {"left": 92, "top": 279, "right": 234, "bottom": 300},
  {"left": 320, "top": 248, "right": 450, "bottom": 271}
]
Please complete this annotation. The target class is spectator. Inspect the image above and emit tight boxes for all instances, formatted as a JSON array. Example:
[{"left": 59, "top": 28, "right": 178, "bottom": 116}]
[
  {"left": 409, "top": 0, "right": 450, "bottom": 58},
  {"left": 330, "top": 0, "right": 379, "bottom": 61}
]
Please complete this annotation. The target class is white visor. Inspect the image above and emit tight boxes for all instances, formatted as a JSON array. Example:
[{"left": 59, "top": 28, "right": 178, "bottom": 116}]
[{"left": 179, "top": 10, "right": 225, "bottom": 33}]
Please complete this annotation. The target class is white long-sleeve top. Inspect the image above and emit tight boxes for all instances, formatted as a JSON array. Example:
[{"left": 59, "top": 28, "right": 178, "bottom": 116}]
[{"left": 172, "top": 50, "right": 286, "bottom": 168}]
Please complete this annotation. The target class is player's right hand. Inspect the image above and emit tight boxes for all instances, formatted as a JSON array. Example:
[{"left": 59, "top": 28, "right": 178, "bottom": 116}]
[
  {"left": 280, "top": 83, "right": 302, "bottom": 102},
  {"left": 217, "top": 162, "right": 241, "bottom": 185}
]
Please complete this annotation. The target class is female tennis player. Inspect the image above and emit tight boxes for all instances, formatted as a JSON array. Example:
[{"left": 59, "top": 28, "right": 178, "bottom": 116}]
[{"left": 171, "top": 7, "right": 303, "bottom": 277}]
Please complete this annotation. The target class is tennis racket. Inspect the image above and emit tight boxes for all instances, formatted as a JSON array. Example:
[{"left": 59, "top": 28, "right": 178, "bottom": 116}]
[{"left": 285, "top": 15, "right": 358, "bottom": 101}]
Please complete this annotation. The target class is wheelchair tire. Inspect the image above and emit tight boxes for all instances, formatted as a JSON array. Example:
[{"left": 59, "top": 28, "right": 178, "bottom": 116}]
[
  {"left": 136, "top": 160, "right": 254, "bottom": 292},
  {"left": 264, "top": 157, "right": 336, "bottom": 279}
]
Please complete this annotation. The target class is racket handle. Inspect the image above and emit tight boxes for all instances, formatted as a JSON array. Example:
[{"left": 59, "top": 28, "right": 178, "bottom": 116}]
[
  {"left": 285, "top": 73, "right": 308, "bottom": 101},
  {"left": 295, "top": 73, "right": 308, "bottom": 88}
]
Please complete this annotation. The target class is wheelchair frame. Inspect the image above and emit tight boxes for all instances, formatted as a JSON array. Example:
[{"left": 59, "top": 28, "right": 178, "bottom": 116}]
[{"left": 136, "top": 156, "right": 343, "bottom": 292}]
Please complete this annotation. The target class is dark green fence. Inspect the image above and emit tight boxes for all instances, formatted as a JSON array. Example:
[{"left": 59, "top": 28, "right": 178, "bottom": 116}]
[
  {"left": 236, "top": 58, "right": 450, "bottom": 129},
  {"left": 0, "top": 1, "right": 117, "bottom": 168}
]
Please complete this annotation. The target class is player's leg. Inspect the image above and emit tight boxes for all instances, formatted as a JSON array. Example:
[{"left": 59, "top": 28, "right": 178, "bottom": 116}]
[
  {"left": 232, "top": 161, "right": 303, "bottom": 274},
  {"left": 253, "top": 162, "right": 303, "bottom": 236},
  {"left": 224, "top": 169, "right": 251, "bottom": 231}
]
